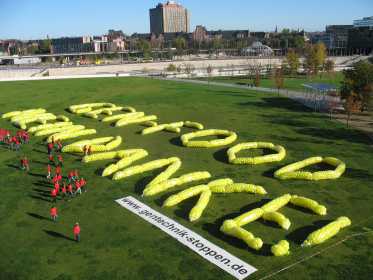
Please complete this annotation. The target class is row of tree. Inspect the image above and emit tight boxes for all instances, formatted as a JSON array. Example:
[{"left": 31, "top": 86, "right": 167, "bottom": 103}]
[{"left": 284, "top": 42, "right": 334, "bottom": 76}]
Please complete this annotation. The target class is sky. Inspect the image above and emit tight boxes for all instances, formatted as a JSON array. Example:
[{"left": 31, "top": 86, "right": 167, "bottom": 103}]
[{"left": 0, "top": 0, "right": 372, "bottom": 40}]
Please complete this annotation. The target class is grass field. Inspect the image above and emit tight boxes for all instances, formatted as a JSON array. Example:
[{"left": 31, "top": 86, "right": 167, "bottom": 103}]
[
  {"left": 0, "top": 77, "right": 372, "bottom": 280},
  {"left": 199, "top": 73, "right": 344, "bottom": 92}
]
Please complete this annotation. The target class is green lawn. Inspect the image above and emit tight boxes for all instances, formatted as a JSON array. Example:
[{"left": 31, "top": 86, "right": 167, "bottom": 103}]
[
  {"left": 0, "top": 77, "right": 372, "bottom": 280},
  {"left": 200, "top": 73, "right": 344, "bottom": 92}
]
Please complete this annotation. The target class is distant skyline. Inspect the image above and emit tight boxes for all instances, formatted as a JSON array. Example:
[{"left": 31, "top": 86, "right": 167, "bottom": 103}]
[{"left": 0, "top": 0, "right": 372, "bottom": 40}]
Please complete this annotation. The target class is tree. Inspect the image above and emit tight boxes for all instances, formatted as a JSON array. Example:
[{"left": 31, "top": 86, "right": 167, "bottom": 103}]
[
  {"left": 137, "top": 39, "right": 151, "bottom": 59},
  {"left": 254, "top": 66, "right": 261, "bottom": 87},
  {"left": 273, "top": 67, "right": 284, "bottom": 95},
  {"left": 212, "top": 37, "right": 222, "bottom": 54},
  {"left": 341, "top": 61, "right": 373, "bottom": 112},
  {"left": 324, "top": 59, "right": 335, "bottom": 76},
  {"left": 286, "top": 49, "right": 300, "bottom": 76},
  {"left": 304, "top": 42, "right": 327, "bottom": 76},
  {"left": 314, "top": 42, "right": 327, "bottom": 75},
  {"left": 38, "top": 39, "right": 51, "bottom": 54},
  {"left": 174, "top": 36, "right": 186, "bottom": 57},
  {"left": 344, "top": 93, "right": 361, "bottom": 127},
  {"left": 166, "top": 64, "right": 177, "bottom": 72}
]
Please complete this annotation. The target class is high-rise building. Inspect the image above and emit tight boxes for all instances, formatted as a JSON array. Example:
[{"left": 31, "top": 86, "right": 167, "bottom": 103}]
[
  {"left": 353, "top": 16, "right": 373, "bottom": 28},
  {"left": 150, "top": 1, "right": 190, "bottom": 35}
]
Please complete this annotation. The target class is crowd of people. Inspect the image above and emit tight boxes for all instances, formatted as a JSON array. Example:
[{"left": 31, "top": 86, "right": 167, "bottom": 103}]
[
  {"left": 0, "top": 128, "right": 30, "bottom": 151},
  {"left": 46, "top": 138, "right": 85, "bottom": 242}
]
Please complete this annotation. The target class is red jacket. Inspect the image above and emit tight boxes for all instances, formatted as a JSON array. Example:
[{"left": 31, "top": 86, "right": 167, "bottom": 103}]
[
  {"left": 51, "top": 189, "right": 57, "bottom": 197},
  {"left": 67, "top": 184, "right": 73, "bottom": 192},
  {"left": 50, "top": 207, "right": 57, "bottom": 216},
  {"left": 47, "top": 165, "right": 51, "bottom": 172},
  {"left": 56, "top": 166, "right": 61, "bottom": 175},
  {"left": 73, "top": 225, "right": 80, "bottom": 235}
]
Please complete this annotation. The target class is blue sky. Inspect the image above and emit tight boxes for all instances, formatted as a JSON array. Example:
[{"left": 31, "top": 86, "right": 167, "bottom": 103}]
[{"left": 1, "top": 0, "right": 372, "bottom": 40}]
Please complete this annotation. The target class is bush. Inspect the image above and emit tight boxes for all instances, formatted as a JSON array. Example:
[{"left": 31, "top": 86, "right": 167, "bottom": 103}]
[{"left": 166, "top": 64, "right": 177, "bottom": 72}]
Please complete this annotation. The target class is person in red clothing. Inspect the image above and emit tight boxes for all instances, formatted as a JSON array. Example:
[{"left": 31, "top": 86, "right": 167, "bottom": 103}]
[
  {"left": 46, "top": 164, "right": 52, "bottom": 180},
  {"left": 23, "top": 131, "right": 30, "bottom": 144},
  {"left": 61, "top": 183, "right": 67, "bottom": 200},
  {"left": 67, "top": 183, "right": 73, "bottom": 197},
  {"left": 75, "top": 180, "right": 82, "bottom": 196},
  {"left": 57, "top": 140, "right": 63, "bottom": 152},
  {"left": 48, "top": 154, "right": 54, "bottom": 165},
  {"left": 52, "top": 174, "right": 58, "bottom": 184},
  {"left": 14, "top": 136, "right": 20, "bottom": 151},
  {"left": 73, "top": 223, "right": 80, "bottom": 242},
  {"left": 79, "top": 177, "right": 87, "bottom": 192},
  {"left": 56, "top": 165, "right": 61, "bottom": 176},
  {"left": 68, "top": 171, "right": 74, "bottom": 183},
  {"left": 57, "top": 154, "right": 63, "bottom": 167},
  {"left": 47, "top": 142, "right": 54, "bottom": 155},
  {"left": 54, "top": 181, "right": 60, "bottom": 194},
  {"left": 73, "top": 169, "right": 79, "bottom": 181},
  {"left": 57, "top": 173, "right": 62, "bottom": 182},
  {"left": 51, "top": 188, "right": 57, "bottom": 203},
  {"left": 50, "top": 206, "right": 58, "bottom": 222},
  {"left": 20, "top": 156, "right": 29, "bottom": 171}
]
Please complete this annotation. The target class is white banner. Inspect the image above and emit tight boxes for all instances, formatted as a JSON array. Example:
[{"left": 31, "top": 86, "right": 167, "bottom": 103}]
[{"left": 116, "top": 196, "right": 257, "bottom": 280}]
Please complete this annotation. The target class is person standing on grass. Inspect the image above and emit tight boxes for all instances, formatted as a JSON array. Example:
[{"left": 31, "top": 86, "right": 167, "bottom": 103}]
[
  {"left": 46, "top": 164, "right": 52, "bottom": 180},
  {"left": 51, "top": 188, "right": 57, "bottom": 203},
  {"left": 50, "top": 206, "right": 58, "bottom": 222},
  {"left": 57, "top": 140, "right": 63, "bottom": 153},
  {"left": 67, "top": 183, "right": 73, "bottom": 197},
  {"left": 10, "top": 136, "right": 16, "bottom": 150},
  {"left": 73, "top": 169, "right": 79, "bottom": 182},
  {"left": 54, "top": 181, "right": 60, "bottom": 195},
  {"left": 56, "top": 165, "right": 61, "bottom": 176},
  {"left": 79, "top": 177, "right": 87, "bottom": 192},
  {"left": 47, "top": 142, "right": 54, "bottom": 155},
  {"left": 49, "top": 154, "right": 54, "bottom": 165},
  {"left": 20, "top": 156, "right": 29, "bottom": 171},
  {"left": 52, "top": 174, "right": 59, "bottom": 185},
  {"left": 68, "top": 170, "right": 74, "bottom": 183},
  {"left": 73, "top": 223, "right": 80, "bottom": 242},
  {"left": 23, "top": 131, "right": 30, "bottom": 144},
  {"left": 14, "top": 136, "right": 20, "bottom": 151},
  {"left": 75, "top": 180, "right": 82, "bottom": 196},
  {"left": 57, "top": 154, "right": 63, "bottom": 167},
  {"left": 61, "top": 183, "right": 67, "bottom": 200}
]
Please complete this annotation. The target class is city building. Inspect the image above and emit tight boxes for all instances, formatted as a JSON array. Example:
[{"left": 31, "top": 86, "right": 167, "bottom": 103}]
[
  {"left": 353, "top": 16, "right": 373, "bottom": 28},
  {"left": 325, "top": 25, "right": 353, "bottom": 49},
  {"left": 150, "top": 1, "right": 190, "bottom": 35},
  {"left": 192, "top": 25, "right": 208, "bottom": 43},
  {"left": 51, "top": 37, "right": 93, "bottom": 54}
]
